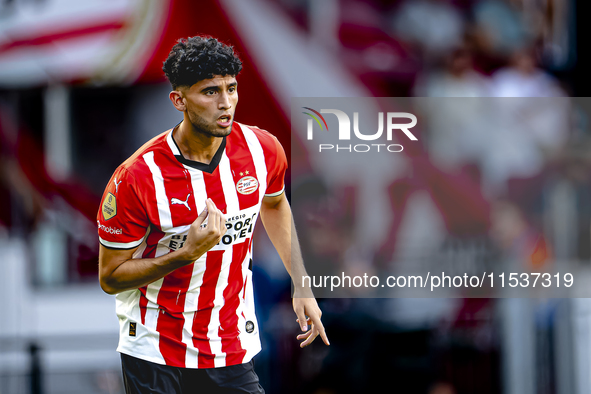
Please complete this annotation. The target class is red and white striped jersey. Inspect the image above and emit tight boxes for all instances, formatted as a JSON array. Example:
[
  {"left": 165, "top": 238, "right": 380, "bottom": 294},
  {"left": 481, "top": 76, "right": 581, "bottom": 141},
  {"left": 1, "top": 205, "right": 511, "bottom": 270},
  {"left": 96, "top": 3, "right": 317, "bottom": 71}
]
[{"left": 97, "top": 121, "right": 287, "bottom": 369}]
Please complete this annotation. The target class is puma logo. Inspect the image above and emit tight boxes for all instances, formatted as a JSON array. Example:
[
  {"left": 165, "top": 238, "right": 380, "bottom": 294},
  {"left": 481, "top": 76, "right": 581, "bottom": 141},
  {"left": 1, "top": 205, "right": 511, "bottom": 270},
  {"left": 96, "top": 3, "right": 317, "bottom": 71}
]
[
  {"left": 113, "top": 178, "right": 122, "bottom": 193},
  {"left": 171, "top": 194, "right": 191, "bottom": 210}
]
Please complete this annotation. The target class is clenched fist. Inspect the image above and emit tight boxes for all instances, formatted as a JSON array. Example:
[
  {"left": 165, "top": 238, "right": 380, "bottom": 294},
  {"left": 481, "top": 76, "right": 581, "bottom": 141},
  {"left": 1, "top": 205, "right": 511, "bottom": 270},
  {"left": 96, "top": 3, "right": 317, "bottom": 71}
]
[{"left": 178, "top": 198, "right": 227, "bottom": 262}]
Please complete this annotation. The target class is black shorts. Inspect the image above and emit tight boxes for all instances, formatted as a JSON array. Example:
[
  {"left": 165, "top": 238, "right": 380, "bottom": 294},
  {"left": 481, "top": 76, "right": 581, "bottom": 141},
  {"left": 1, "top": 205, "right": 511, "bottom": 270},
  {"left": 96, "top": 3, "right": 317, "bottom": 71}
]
[{"left": 120, "top": 353, "right": 265, "bottom": 394}]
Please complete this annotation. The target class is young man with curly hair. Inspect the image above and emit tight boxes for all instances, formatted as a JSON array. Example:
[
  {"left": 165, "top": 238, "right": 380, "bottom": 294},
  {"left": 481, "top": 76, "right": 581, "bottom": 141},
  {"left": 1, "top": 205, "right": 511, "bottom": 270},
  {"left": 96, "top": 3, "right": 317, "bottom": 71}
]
[{"left": 96, "top": 36, "right": 328, "bottom": 394}]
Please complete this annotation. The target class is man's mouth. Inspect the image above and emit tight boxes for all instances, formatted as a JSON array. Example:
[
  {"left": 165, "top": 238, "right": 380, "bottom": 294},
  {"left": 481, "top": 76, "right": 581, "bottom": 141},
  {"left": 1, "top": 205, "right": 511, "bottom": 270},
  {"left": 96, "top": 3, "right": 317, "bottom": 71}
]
[{"left": 217, "top": 115, "right": 232, "bottom": 127}]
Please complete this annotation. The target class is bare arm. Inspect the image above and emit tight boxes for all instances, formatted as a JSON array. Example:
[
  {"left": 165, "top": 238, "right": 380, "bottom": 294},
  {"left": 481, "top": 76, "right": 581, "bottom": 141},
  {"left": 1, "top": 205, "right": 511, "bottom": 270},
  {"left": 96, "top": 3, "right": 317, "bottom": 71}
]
[
  {"left": 260, "top": 193, "right": 330, "bottom": 347},
  {"left": 99, "top": 198, "right": 226, "bottom": 294}
]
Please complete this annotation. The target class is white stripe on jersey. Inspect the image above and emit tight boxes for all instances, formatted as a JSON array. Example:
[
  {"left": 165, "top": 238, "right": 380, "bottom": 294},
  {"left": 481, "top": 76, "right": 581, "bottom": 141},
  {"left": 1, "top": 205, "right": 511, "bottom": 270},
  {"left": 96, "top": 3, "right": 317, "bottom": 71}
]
[
  {"left": 239, "top": 124, "right": 268, "bottom": 203},
  {"left": 182, "top": 166, "right": 208, "bottom": 368},
  {"left": 186, "top": 165, "right": 208, "bottom": 214},
  {"left": 132, "top": 237, "right": 148, "bottom": 260},
  {"left": 220, "top": 152, "right": 240, "bottom": 214},
  {"left": 209, "top": 247, "right": 233, "bottom": 368},
  {"left": 144, "top": 277, "right": 164, "bottom": 325},
  {"left": 143, "top": 151, "right": 173, "bottom": 231},
  {"left": 99, "top": 236, "right": 145, "bottom": 249}
]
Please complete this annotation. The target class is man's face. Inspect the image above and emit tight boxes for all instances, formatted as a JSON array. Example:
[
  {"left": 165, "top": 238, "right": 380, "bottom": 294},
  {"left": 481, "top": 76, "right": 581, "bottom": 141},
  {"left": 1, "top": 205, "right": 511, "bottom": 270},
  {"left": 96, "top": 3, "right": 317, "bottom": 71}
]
[{"left": 181, "top": 75, "right": 238, "bottom": 138}]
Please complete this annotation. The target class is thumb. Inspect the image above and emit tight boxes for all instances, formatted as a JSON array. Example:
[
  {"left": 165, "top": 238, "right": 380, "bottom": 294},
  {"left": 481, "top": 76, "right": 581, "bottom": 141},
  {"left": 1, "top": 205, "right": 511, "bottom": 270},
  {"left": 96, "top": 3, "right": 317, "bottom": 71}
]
[{"left": 194, "top": 205, "right": 209, "bottom": 226}]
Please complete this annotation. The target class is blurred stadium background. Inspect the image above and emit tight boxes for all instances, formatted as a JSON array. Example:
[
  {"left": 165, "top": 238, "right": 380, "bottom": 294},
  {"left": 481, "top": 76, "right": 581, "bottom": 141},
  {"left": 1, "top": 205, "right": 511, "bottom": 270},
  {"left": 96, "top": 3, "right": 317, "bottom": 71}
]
[{"left": 1, "top": 0, "right": 590, "bottom": 393}]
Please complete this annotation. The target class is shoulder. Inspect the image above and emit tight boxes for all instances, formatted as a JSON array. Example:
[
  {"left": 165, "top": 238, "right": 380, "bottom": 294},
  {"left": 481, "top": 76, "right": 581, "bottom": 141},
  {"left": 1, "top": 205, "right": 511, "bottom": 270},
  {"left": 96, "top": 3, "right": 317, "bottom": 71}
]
[
  {"left": 235, "top": 122, "right": 284, "bottom": 155},
  {"left": 117, "top": 130, "right": 172, "bottom": 181}
]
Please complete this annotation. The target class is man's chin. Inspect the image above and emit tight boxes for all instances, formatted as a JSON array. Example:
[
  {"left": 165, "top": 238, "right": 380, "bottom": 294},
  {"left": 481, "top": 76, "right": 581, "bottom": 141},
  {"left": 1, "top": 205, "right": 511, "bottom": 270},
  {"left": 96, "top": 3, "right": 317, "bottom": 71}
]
[
  {"left": 198, "top": 123, "right": 232, "bottom": 138},
  {"left": 214, "top": 124, "right": 232, "bottom": 137},
  {"left": 215, "top": 121, "right": 233, "bottom": 136}
]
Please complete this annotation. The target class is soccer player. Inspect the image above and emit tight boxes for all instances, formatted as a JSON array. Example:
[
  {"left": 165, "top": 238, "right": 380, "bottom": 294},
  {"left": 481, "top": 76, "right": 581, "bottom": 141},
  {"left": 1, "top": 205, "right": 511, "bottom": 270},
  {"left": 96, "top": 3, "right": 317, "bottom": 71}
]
[{"left": 97, "top": 36, "right": 328, "bottom": 394}]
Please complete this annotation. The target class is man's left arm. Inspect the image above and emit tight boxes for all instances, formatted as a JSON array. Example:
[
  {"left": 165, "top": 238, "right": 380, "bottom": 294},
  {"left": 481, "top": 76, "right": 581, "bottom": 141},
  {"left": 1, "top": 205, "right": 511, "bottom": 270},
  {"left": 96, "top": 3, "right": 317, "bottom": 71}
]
[{"left": 259, "top": 193, "right": 330, "bottom": 348}]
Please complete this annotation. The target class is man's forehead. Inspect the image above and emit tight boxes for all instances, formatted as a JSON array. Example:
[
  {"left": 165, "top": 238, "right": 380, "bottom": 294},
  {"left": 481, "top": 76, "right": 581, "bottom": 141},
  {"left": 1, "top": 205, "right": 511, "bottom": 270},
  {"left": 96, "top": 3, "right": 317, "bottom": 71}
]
[{"left": 193, "top": 75, "right": 237, "bottom": 89}]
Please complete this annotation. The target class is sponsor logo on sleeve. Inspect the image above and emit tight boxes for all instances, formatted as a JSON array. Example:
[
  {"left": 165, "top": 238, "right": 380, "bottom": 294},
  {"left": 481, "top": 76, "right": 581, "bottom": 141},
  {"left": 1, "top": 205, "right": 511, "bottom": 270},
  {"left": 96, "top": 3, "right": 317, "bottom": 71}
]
[
  {"left": 97, "top": 221, "right": 123, "bottom": 235},
  {"left": 102, "top": 192, "right": 117, "bottom": 220}
]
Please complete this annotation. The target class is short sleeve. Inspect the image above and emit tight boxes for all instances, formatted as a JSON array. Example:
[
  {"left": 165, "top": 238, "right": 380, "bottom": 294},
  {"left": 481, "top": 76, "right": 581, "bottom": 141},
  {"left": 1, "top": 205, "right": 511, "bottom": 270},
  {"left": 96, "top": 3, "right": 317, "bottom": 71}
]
[
  {"left": 97, "top": 166, "right": 149, "bottom": 249},
  {"left": 265, "top": 136, "right": 288, "bottom": 197}
]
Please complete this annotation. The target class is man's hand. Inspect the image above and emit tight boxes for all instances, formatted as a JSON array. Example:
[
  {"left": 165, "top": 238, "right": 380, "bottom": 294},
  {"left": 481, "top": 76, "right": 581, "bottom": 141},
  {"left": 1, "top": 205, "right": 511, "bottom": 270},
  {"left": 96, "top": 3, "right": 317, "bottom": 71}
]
[
  {"left": 179, "top": 198, "right": 227, "bottom": 261},
  {"left": 293, "top": 297, "right": 330, "bottom": 347},
  {"left": 260, "top": 194, "right": 330, "bottom": 348}
]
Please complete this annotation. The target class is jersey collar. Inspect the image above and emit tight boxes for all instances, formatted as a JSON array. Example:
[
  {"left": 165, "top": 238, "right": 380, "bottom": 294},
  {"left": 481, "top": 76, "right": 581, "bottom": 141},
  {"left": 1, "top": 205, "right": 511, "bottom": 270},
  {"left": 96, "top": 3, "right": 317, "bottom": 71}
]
[{"left": 167, "top": 122, "right": 227, "bottom": 174}]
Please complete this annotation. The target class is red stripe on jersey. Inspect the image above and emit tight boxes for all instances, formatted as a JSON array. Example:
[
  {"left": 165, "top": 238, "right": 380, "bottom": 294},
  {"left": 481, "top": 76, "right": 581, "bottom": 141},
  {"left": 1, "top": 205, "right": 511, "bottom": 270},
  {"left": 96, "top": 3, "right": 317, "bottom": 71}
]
[
  {"left": 156, "top": 309, "right": 187, "bottom": 367},
  {"left": 225, "top": 129, "right": 259, "bottom": 210},
  {"left": 156, "top": 261, "right": 194, "bottom": 367},
  {"left": 242, "top": 275, "right": 248, "bottom": 301},
  {"left": 139, "top": 287, "right": 148, "bottom": 326},
  {"left": 156, "top": 263, "right": 194, "bottom": 314},
  {"left": 203, "top": 166, "right": 228, "bottom": 214},
  {"left": 139, "top": 228, "right": 166, "bottom": 325},
  {"left": 219, "top": 241, "right": 249, "bottom": 365},
  {"left": 156, "top": 154, "right": 196, "bottom": 228},
  {"left": 192, "top": 250, "right": 225, "bottom": 369}
]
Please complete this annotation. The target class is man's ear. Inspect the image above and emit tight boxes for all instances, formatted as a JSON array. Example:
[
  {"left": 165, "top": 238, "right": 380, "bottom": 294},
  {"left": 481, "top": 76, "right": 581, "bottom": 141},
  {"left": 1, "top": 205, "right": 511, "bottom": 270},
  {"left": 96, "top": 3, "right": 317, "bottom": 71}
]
[{"left": 169, "top": 90, "right": 186, "bottom": 112}]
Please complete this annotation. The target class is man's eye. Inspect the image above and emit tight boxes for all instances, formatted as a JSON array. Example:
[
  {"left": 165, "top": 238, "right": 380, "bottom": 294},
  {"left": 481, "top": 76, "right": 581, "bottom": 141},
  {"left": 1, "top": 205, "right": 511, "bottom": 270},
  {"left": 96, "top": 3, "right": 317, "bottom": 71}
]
[
  {"left": 229, "top": 87, "right": 236, "bottom": 93},
  {"left": 205, "top": 90, "right": 215, "bottom": 95}
]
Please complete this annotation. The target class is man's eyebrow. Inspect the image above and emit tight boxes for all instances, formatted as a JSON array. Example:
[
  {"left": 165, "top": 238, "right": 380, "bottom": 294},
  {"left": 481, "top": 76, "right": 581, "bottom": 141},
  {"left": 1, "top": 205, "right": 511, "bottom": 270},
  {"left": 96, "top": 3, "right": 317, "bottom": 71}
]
[
  {"left": 200, "top": 85, "right": 220, "bottom": 92},
  {"left": 199, "top": 82, "right": 237, "bottom": 92}
]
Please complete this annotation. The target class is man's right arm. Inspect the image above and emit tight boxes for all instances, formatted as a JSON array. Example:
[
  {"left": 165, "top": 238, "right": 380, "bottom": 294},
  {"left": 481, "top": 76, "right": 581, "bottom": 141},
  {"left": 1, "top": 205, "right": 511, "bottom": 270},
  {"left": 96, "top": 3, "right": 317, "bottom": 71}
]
[{"left": 99, "top": 198, "right": 226, "bottom": 295}]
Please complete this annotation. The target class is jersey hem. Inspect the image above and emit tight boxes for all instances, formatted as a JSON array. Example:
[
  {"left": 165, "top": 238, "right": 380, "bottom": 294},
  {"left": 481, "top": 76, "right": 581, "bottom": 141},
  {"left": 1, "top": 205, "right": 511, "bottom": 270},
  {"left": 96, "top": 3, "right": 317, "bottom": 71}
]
[
  {"left": 264, "top": 187, "right": 285, "bottom": 197},
  {"left": 117, "top": 349, "right": 166, "bottom": 367},
  {"left": 99, "top": 236, "right": 145, "bottom": 250},
  {"left": 116, "top": 348, "right": 262, "bottom": 369}
]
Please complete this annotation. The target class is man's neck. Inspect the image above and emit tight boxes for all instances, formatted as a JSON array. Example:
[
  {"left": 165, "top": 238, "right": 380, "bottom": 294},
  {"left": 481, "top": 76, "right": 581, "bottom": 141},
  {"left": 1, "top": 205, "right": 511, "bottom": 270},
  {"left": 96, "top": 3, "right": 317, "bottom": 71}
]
[{"left": 174, "top": 119, "right": 223, "bottom": 164}]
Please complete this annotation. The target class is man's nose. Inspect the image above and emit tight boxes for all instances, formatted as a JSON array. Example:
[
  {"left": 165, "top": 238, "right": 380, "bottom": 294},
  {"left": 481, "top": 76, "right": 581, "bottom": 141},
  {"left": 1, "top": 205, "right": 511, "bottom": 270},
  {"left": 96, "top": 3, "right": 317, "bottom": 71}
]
[{"left": 218, "top": 92, "right": 232, "bottom": 109}]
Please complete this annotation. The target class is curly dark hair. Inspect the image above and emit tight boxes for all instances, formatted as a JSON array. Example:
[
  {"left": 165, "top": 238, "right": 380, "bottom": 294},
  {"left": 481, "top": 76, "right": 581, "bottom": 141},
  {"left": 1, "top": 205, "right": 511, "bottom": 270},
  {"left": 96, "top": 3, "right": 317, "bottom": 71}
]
[{"left": 162, "top": 36, "right": 243, "bottom": 89}]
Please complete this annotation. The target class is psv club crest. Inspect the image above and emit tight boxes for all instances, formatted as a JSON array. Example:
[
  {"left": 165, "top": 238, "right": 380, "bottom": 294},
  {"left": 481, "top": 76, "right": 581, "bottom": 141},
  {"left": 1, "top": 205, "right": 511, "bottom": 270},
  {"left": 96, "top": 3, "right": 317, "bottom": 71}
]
[{"left": 236, "top": 176, "right": 259, "bottom": 195}]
